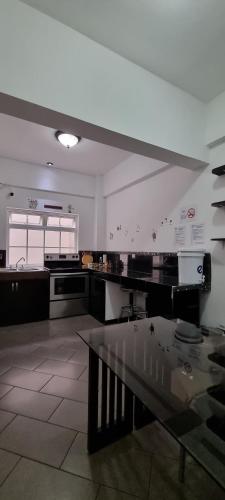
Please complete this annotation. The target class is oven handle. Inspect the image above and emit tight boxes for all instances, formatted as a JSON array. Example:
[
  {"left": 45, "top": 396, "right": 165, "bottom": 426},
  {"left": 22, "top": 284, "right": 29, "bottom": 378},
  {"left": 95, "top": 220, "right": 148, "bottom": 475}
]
[{"left": 50, "top": 273, "right": 88, "bottom": 278}]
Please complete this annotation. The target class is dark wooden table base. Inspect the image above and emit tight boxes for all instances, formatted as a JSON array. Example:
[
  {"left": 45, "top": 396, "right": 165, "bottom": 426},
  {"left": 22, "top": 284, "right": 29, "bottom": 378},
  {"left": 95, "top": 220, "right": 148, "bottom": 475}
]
[{"left": 87, "top": 347, "right": 155, "bottom": 454}]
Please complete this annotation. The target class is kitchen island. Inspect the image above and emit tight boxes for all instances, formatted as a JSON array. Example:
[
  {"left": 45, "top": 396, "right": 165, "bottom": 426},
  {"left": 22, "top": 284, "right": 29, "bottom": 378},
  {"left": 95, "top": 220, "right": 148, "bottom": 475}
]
[{"left": 89, "top": 265, "right": 208, "bottom": 325}]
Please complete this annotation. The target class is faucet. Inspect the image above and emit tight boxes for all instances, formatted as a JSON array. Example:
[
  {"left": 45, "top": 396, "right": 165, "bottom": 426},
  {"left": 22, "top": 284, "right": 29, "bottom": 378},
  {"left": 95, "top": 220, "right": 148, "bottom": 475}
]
[{"left": 15, "top": 257, "right": 25, "bottom": 270}]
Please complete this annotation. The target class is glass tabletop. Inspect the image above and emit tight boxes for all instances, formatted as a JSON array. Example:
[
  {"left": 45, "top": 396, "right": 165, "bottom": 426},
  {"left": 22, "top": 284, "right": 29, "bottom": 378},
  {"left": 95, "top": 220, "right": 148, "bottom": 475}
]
[{"left": 77, "top": 317, "right": 225, "bottom": 491}]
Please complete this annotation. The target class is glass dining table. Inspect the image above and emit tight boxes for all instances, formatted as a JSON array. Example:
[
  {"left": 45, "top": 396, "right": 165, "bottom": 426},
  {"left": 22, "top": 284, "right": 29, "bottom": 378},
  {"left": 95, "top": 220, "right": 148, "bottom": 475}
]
[{"left": 76, "top": 317, "right": 225, "bottom": 491}]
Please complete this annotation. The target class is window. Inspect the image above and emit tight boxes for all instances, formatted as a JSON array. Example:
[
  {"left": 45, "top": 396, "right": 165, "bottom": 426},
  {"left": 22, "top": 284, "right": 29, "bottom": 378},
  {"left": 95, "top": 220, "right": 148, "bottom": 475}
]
[{"left": 7, "top": 209, "right": 79, "bottom": 266}]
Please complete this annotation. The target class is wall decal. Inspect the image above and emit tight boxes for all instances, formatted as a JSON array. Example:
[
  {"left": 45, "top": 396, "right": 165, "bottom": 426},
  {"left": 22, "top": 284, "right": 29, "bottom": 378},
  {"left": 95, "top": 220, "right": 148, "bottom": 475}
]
[
  {"left": 180, "top": 206, "right": 197, "bottom": 223},
  {"left": 109, "top": 232, "right": 114, "bottom": 240},
  {"left": 152, "top": 230, "right": 157, "bottom": 241},
  {"left": 28, "top": 198, "right": 38, "bottom": 209},
  {"left": 161, "top": 217, "right": 173, "bottom": 225},
  {"left": 136, "top": 224, "right": 141, "bottom": 232}
]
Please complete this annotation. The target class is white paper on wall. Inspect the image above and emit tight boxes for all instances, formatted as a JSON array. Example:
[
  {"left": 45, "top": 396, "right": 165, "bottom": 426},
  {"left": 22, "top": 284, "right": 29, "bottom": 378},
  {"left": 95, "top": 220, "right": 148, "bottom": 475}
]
[
  {"left": 191, "top": 224, "right": 205, "bottom": 245},
  {"left": 175, "top": 226, "right": 186, "bottom": 246}
]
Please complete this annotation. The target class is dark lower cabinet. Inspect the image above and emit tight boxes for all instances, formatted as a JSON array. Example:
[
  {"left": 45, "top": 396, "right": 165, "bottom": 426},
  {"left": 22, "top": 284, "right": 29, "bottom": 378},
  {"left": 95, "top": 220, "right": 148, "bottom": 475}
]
[
  {"left": 89, "top": 275, "right": 105, "bottom": 323},
  {"left": 173, "top": 289, "right": 200, "bottom": 326},
  {"left": 0, "top": 278, "right": 49, "bottom": 326},
  {"left": 146, "top": 287, "right": 200, "bottom": 326},
  {"left": 0, "top": 281, "right": 15, "bottom": 326}
]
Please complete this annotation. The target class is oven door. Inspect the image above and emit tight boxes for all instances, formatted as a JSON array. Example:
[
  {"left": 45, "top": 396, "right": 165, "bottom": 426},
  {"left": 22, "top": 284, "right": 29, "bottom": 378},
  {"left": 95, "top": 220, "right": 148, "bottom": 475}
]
[{"left": 50, "top": 273, "right": 89, "bottom": 301}]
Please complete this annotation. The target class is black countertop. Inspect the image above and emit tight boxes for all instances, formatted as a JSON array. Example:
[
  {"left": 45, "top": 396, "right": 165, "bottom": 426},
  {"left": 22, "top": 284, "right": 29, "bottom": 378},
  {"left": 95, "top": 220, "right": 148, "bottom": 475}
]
[
  {"left": 88, "top": 266, "right": 206, "bottom": 291},
  {"left": 77, "top": 317, "right": 225, "bottom": 491}
]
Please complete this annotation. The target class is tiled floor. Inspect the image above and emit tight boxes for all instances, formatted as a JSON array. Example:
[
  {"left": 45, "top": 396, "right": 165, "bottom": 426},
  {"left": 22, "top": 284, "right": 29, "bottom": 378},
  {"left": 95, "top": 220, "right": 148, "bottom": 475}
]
[{"left": 0, "top": 315, "right": 223, "bottom": 500}]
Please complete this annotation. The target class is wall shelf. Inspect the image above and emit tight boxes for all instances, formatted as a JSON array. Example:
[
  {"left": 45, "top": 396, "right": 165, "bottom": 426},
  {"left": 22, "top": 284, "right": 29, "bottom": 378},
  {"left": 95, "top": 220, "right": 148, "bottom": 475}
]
[
  {"left": 211, "top": 238, "right": 225, "bottom": 241},
  {"left": 212, "top": 165, "right": 225, "bottom": 176},
  {"left": 211, "top": 201, "right": 225, "bottom": 208}
]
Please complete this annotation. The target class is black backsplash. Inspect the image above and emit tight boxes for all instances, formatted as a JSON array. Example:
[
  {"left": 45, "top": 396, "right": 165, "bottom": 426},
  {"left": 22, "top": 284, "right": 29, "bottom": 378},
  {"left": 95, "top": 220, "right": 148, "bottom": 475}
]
[
  {"left": 0, "top": 250, "right": 6, "bottom": 268},
  {"left": 79, "top": 250, "right": 211, "bottom": 288}
]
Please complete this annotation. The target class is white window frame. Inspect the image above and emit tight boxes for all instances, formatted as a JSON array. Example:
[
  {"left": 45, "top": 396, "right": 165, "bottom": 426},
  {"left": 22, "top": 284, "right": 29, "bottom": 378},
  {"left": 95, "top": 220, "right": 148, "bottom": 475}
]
[{"left": 6, "top": 208, "right": 79, "bottom": 266}]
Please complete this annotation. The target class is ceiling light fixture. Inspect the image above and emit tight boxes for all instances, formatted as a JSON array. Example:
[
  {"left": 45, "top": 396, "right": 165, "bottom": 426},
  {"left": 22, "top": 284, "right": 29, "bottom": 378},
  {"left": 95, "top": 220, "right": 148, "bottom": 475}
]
[
  {"left": 55, "top": 131, "right": 81, "bottom": 149},
  {"left": 46, "top": 161, "right": 54, "bottom": 166}
]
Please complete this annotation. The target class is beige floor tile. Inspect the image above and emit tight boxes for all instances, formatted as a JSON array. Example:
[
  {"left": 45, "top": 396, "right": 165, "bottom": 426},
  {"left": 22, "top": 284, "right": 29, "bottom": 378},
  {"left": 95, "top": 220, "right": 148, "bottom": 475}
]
[
  {"left": 62, "top": 335, "right": 87, "bottom": 349},
  {"left": 0, "top": 415, "right": 76, "bottom": 467},
  {"left": 149, "top": 455, "right": 192, "bottom": 500},
  {"left": 148, "top": 454, "right": 225, "bottom": 500},
  {"left": 79, "top": 367, "right": 89, "bottom": 382},
  {"left": 33, "top": 345, "right": 77, "bottom": 361},
  {"left": 0, "top": 387, "right": 62, "bottom": 420},
  {"left": 0, "top": 383, "right": 12, "bottom": 399},
  {"left": 35, "top": 359, "right": 86, "bottom": 379},
  {"left": 184, "top": 460, "right": 225, "bottom": 500},
  {"left": 50, "top": 399, "right": 88, "bottom": 432},
  {"left": 62, "top": 432, "right": 151, "bottom": 498},
  {"left": 0, "top": 449, "right": 20, "bottom": 486},
  {"left": 0, "top": 361, "right": 12, "bottom": 376},
  {"left": 41, "top": 376, "right": 88, "bottom": 403},
  {"left": 0, "top": 457, "right": 98, "bottom": 500},
  {"left": 68, "top": 348, "right": 89, "bottom": 365},
  {"left": 0, "top": 409, "right": 15, "bottom": 432},
  {"left": 0, "top": 367, "right": 52, "bottom": 391},
  {"left": 133, "top": 422, "right": 180, "bottom": 458},
  {"left": 97, "top": 485, "right": 139, "bottom": 500},
  {"left": 2, "top": 352, "right": 45, "bottom": 370}
]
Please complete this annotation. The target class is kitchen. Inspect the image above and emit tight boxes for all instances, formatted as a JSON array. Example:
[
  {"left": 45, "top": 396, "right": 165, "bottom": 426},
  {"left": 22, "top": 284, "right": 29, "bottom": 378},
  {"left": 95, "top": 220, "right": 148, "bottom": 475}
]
[{"left": 0, "top": 1, "right": 225, "bottom": 499}]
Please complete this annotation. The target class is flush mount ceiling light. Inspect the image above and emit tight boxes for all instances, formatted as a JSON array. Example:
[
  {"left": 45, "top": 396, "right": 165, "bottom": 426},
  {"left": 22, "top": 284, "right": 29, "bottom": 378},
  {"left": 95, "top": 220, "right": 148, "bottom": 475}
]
[
  {"left": 55, "top": 131, "right": 81, "bottom": 149},
  {"left": 46, "top": 161, "right": 54, "bottom": 166}
]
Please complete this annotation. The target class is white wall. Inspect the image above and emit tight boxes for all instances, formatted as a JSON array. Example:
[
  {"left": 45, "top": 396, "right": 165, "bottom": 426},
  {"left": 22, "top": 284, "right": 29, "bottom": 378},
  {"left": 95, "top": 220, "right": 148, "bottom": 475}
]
[
  {"left": 105, "top": 163, "right": 207, "bottom": 252},
  {"left": 0, "top": 0, "right": 207, "bottom": 165},
  {"left": 0, "top": 157, "right": 96, "bottom": 250},
  {"left": 103, "top": 154, "right": 168, "bottom": 197},
  {"left": 205, "top": 90, "right": 225, "bottom": 146}
]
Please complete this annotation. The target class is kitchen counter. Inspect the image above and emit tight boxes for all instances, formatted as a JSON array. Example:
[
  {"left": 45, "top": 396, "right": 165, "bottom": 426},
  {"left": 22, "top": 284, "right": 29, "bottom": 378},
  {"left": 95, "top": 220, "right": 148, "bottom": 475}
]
[
  {"left": 0, "top": 267, "right": 49, "bottom": 281},
  {"left": 88, "top": 265, "right": 207, "bottom": 325},
  {"left": 87, "top": 265, "right": 206, "bottom": 291}
]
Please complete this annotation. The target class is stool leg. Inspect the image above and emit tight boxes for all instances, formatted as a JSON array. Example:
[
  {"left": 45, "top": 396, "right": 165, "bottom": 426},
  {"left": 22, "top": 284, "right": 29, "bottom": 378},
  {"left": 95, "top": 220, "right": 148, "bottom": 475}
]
[{"left": 178, "top": 446, "right": 186, "bottom": 483}]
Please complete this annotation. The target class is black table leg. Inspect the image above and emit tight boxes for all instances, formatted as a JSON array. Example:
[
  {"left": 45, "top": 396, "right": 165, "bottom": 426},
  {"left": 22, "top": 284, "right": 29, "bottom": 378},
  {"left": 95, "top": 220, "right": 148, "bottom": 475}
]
[
  {"left": 134, "top": 396, "right": 156, "bottom": 430},
  {"left": 87, "top": 348, "right": 99, "bottom": 453},
  {"left": 87, "top": 348, "right": 134, "bottom": 454},
  {"left": 178, "top": 446, "right": 186, "bottom": 483}
]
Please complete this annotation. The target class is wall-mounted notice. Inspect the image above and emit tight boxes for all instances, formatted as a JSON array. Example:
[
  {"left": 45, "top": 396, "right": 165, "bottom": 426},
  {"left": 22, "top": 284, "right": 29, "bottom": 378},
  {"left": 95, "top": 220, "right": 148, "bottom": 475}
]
[
  {"left": 175, "top": 226, "right": 186, "bottom": 246},
  {"left": 180, "top": 206, "right": 197, "bottom": 223},
  {"left": 191, "top": 224, "right": 205, "bottom": 245}
]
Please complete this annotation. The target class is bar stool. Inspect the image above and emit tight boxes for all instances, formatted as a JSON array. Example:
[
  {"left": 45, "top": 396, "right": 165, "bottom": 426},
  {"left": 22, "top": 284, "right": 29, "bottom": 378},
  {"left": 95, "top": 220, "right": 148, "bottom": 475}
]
[
  {"left": 120, "top": 288, "right": 148, "bottom": 321},
  {"left": 135, "top": 310, "right": 148, "bottom": 320}
]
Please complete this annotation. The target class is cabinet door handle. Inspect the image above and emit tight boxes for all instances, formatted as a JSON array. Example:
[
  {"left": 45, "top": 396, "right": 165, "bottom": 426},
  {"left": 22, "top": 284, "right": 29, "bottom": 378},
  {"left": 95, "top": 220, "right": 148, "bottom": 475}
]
[
  {"left": 12, "top": 282, "right": 15, "bottom": 292},
  {"left": 16, "top": 282, "right": 19, "bottom": 292}
]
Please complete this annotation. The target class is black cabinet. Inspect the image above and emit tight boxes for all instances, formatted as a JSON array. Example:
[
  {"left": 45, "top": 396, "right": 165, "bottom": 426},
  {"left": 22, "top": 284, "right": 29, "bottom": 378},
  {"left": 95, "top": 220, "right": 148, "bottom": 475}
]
[
  {"left": 173, "top": 289, "right": 200, "bottom": 326},
  {"left": 0, "top": 281, "right": 16, "bottom": 325},
  {"left": 89, "top": 274, "right": 105, "bottom": 323},
  {"left": 0, "top": 278, "right": 49, "bottom": 326}
]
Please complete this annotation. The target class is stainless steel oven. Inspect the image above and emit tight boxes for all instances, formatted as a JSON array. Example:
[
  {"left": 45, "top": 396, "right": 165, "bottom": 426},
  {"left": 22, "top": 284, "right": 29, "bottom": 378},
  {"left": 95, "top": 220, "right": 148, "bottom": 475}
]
[
  {"left": 50, "top": 272, "right": 89, "bottom": 301},
  {"left": 44, "top": 253, "right": 89, "bottom": 319}
]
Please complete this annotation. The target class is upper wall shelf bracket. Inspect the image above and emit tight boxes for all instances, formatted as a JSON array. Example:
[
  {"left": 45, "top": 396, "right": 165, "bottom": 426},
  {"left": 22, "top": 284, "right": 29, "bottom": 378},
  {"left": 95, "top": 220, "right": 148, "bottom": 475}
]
[{"left": 212, "top": 165, "right": 225, "bottom": 176}]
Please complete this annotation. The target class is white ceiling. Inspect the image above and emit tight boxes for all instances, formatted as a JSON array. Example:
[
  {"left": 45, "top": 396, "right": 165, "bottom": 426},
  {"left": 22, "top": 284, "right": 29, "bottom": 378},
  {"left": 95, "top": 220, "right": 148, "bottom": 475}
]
[
  {"left": 0, "top": 113, "right": 131, "bottom": 175},
  {"left": 21, "top": 0, "right": 225, "bottom": 102}
]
